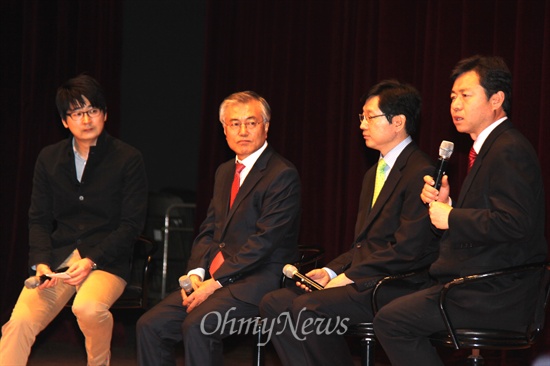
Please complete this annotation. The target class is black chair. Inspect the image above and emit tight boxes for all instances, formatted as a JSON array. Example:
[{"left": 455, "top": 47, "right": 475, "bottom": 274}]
[
  {"left": 346, "top": 267, "right": 430, "bottom": 366},
  {"left": 254, "top": 244, "right": 325, "bottom": 366},
  {"left": 429, "top": 262, "right": 550, "bottom": 366},
  {"left": 112, "top": 235, "right": 158, "bottom": 309}
]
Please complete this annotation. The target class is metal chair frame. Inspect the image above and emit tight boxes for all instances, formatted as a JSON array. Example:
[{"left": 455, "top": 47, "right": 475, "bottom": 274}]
[{"left": 429, "top": 262, "right": 550, "bottom": 365}]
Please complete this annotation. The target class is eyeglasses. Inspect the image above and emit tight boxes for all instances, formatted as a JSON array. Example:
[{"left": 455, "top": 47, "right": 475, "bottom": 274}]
[
  {"left": 224, "top": 120, "right": 265, "bottom": 131},
  {"left": 358, "top": 113, "right": 388, "bottom": 124},
  {"left": 66, "top": 108, "right": 101, "bottom": 121}
]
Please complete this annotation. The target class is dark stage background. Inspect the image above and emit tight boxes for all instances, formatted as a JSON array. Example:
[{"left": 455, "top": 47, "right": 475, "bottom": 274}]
[{"left": 1, "top": 0, "right": 550, "bottom": 359}]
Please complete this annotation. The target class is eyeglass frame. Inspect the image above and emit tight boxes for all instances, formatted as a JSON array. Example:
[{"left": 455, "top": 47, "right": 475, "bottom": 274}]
[
  {"left": 66, "top": 107, "right": 102, "bottom": 121},
  {"left": 358, "top": 113, "right": 392, "bottom": 124},
  {"left": 223, "top": 119, "right": 268, "bottom": 131}
]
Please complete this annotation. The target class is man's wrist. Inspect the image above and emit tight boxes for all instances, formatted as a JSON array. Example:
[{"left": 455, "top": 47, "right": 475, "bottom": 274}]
[{"left": 86, "top": 258, "right": 97, "bottom": 270}]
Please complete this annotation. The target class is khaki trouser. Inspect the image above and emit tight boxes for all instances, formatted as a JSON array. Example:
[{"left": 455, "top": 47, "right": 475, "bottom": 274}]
[{"left": 0, "top": 250, "right": 126, "bottom": 366}]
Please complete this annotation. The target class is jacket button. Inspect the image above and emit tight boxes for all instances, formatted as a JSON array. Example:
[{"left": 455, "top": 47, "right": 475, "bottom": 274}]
[
  {"left": 356, "top": 243, "right": 362, "bottom": 248},
  {"left": 219, "top": 243, "right": 226, "bottom": 248},
  {"left": 79, "top": 195, "right": 84, "bottom": 201}
]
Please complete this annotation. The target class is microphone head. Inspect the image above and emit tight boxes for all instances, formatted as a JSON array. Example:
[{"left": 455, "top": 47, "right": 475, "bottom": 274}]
[
  {"left": 439, "top": 140, "right": 454, "bottom": 159},
  {"left": 24, "top": 276, "right": 40, "bottom": 289},
  {"left": 282, "top": 264, "right": 298, "bottom": 278},
  {"left": 179, "top": 275, "right": 193, "bottom": 293}
]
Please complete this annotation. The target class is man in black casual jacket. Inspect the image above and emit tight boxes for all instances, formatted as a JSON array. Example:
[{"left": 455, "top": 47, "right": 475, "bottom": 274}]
[{"left": 0, "top": 74, "right": 148, "bottom": 366}]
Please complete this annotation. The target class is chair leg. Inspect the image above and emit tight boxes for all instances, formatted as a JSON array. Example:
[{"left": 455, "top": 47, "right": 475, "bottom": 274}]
[
  {"left": 359, "top": 336, "right": 376, "bottom": 366},
  {"left": 254, "top": 317, "right": 265, "bottom": 366},
  {"left": 466, "top": 349, "right": 484, "bottom": 366}
]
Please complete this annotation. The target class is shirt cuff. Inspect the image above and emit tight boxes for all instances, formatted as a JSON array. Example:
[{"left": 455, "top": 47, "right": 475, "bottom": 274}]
[
  {"left": 188, "top": 268, "right": 205, "bottom": 281},
  {"left": 323, "top": 267, "right": 337, "bottom": 280}
]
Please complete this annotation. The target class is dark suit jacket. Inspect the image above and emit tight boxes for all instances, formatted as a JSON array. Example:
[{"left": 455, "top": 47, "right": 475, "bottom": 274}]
[
  {"left": 28, "top": 131, "right": 148, "bottom": 281},
  {"left": 327, "top": 141, "right": 439, "bottom": 292},
  {"left": 430, "top": 119, "right": 547, "bottom": 323},
  {"left": 187, "top": 144, "right": 301, "bottom": 305}
]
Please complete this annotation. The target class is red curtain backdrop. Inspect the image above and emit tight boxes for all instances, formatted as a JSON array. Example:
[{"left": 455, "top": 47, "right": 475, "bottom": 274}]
[
  {"left": 197, "top": 0, "right": 550, "bottom": 265},
  {"left": 0, "top": 0, "right": 123, "bottom": 320}
]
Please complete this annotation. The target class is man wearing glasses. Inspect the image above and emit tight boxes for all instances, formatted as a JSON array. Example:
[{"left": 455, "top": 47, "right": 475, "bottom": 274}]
[
  {"left": 0, "top": 74, "right": 148, "bottom": 365},
  {"left": 136, "top": 91, "right": 301, "bottom": 366},
  {"left": 259, "top": 80, "right": 439, "bottom": 365}
]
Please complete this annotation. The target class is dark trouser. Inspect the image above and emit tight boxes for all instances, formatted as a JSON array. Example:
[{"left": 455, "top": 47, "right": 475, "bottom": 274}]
[
  {"left": 259, "top": 285, "right": 373, "bottom": 366},
  {"left": 373, "top": 280, "right": 536, "bottom": 366},
  {"left": 136, "top": 287, "right": 258, "bottom": 366}
]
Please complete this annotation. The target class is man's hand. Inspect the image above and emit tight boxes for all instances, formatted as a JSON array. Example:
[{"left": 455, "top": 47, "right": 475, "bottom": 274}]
[
  {"left": 420, "top": 175, "right": 450, "bottom": 206},
  {"left": 182, "top": 278, "right": 221, "bottom": 313},
  {"left": 428, "top": 201, "right": 453, "bottom": 230},
  {"left": 36, "top": 264, "right": 57, "bottom": 289},
  {"left": 64, "top": 258, "right": 94, "bottom": 286},
  {"left": 324, "top": 273, "right": 353, "bottom": 289},
  {"left": 295, "top": 268, "right": 330, "bottom": 292}
]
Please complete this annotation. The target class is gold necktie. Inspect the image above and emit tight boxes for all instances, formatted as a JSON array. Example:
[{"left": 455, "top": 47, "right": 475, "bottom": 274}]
[{"left": 372, "top": 158, "right": 388, "bottom": 207}]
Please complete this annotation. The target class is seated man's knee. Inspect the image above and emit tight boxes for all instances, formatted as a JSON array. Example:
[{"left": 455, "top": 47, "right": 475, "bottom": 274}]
[
  {"left": 260, "top": 288, "right": 298, "bottom": 318},
  {"left": 373, "top": 307, "right": 393, "bottom": 336},
  {"left": 259, "top": 290, "right": 281, "bottom": 317},
  {"left": 72, "top": 300, "right": 109, "bottom": 323}
]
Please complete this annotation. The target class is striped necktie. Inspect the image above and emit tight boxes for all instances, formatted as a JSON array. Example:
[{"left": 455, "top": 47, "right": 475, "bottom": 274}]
[{"left": 468, "top": 146, "right": 477, "bottom": 173}]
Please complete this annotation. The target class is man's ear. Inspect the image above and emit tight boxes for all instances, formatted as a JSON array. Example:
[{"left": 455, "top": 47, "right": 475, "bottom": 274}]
[
  {"left": 61, "top": 119, "right": 69, "bottom": 128},
  {"left": 392, "top": 114, "right": 406, "bottom": 131},
  {"left": 490, "top": 91, "right": 505, "bottom": 110}
]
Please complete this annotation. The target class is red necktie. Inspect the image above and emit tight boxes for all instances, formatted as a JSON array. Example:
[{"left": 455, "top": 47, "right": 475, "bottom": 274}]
[
  {"left": 468, "top": 146, "right": 477, "bottom": 173},
  {"left": 230, "top": 163, "right": 245, "bottom": 208},
  {"left": 209, "top": 251, "right": 224, "bottom": 278},
  {"left": 211, "top": 163, "right": 245, "bottom": 279}
]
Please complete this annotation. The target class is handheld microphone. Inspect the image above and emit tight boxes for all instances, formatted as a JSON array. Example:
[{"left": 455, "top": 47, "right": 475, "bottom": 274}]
[
  {"left": 283, "top": 264, "right": 324, "bottom": 291},
  {"left": 179, "top": 275, "right": 194, "bottom": 295},
  {"left": 433, "top": 140, "right": 454, "bottom": 190},
  {"left": 24, "top": 267, "right": 69, "bottom": 289}
]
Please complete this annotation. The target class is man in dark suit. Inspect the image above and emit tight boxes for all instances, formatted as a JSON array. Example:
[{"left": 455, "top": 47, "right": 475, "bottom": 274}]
[
  {"left": 374, "top": 55, "right": 548, "bottom": 365},
  {"left": 259, "top": 80, "right": 439, "bottom": 365},
  {"left": 0, "top": 74, "right": 148, "bottom": 365},
  {"left": 136, "top": 91, "right": 301, "bottom": 366}
]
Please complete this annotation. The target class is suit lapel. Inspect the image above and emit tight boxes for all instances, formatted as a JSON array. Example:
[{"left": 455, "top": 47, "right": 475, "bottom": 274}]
[
  {"left": 456, "top": 120, "right": 513, "bottom": 206},
  {"left": 358, "top": 142, "right": 417, "bottom": 235},
  {"left": 223, "top": 145, "right": 273, "bottom": 224},
  {"left": 369, "top": 142, "right": 416, "bottom": 215},
  {"left": 355, "top": 168, "right": 376, "bottom": 237}
]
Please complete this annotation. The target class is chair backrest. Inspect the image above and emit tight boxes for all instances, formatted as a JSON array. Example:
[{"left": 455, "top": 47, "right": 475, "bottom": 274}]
[
  {"left": 112, "top": 235, "right": 158, "bottom": 309},
  {"left": 295, "top": 245, "right": 325, "bottom": 272}
]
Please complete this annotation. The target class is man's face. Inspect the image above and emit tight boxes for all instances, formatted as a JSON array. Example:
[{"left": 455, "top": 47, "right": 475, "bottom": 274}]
[
  {"left": 62, "top": 96, "right": 106, "bottom": 146},
  {"left": 222, "top": 100, "right": 269, "bottom": 160},
  {"left": 450, "top": 70, "right": 497, "bottom": 140},
  {"left": 360, "top": 96, "right": 400, "bottom": 156}
]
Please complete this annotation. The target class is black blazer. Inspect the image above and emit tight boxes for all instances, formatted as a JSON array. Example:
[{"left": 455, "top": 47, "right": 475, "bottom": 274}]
[
  {"left": 430, "top": 119, "right": 547, "bottom": 323},
  {"left": 327, "top": 141, "right": 439, "bottom": 292},
  {"left": 187, "top": 145, "right": 301, "bottom": 305},
  {"left": 28, "top": 132, "right": 148, "bottom": 281}
]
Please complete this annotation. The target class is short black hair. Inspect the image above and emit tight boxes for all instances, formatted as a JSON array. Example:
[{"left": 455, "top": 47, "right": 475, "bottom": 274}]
[
  {"left": 55, "top": 74, "right": 107, "bottom": 119},
  {"left": 362, "top": 79, "right": 422, "bottom": 135},
  {"left": 450, "top": 55, "right": 512, "bottom": 115}
]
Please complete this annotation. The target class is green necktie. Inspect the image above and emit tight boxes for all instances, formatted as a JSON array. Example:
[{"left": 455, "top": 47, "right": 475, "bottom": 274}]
[{"left": 372, "top": 158, "right": 388, "bottom": 207}]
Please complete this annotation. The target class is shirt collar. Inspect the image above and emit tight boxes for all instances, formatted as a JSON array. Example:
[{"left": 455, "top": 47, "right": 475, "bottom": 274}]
[
  {"left": 472, "top": 117, "right": 508, "bottom": 153},
  {"left": 379, "top": 136, "right": 413, "bottom": 169},
  {"left": 235, "top": 141, "right": 268, "bottom": 179}
]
